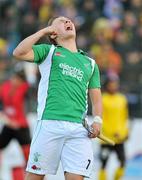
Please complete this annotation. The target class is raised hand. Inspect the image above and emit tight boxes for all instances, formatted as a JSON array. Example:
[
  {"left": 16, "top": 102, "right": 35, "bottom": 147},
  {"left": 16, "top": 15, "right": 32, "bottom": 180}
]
[{"left": 42, "top": 26, "right": 57, "bottom": 36}]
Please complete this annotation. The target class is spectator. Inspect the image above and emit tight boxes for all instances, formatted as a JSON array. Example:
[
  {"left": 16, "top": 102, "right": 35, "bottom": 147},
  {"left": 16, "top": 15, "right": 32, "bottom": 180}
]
[{"left": 90, "top": 43, "right": 122, "bottom": 76}]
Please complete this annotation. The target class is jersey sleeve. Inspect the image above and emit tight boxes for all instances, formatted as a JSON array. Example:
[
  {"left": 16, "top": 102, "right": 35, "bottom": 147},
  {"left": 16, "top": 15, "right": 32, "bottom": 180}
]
[
  {"left": 88, "top": 64, "right": 101, "bottom": 89},
  {"left": 32, "top": 44, "right": 52, "bottom": 64}
]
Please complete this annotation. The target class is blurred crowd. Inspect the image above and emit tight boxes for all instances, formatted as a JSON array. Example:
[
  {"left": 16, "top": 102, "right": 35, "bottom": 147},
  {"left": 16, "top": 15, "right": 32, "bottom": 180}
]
[{"left": 0, "top": 0, "right": 142, "bottom": 115}]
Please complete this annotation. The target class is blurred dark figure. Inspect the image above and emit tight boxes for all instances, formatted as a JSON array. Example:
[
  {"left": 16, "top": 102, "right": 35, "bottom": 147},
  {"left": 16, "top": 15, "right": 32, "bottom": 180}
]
[
  {"left": 0, "top": 71, "right": 31, "bottom": 179},
  {"left": 77, "top": 0, "right": 100, "bottom": 33},
  {"left": 99, "top": 76, "right": 129, "bottom": 180},
  {"left": 19, "top": 12, "right": 38, "bottom": 40}
]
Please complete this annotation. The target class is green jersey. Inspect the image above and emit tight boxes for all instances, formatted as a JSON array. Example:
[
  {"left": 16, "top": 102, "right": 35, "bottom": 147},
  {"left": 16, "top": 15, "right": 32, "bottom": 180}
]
[{"left": 33, "top": 44, "right": 101, "bottom": 123}]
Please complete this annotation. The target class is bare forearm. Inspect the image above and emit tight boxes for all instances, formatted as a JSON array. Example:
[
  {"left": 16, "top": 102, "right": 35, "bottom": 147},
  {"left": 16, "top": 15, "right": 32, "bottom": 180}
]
[
  {"left": 13, "top": 29, "right": 46, "bottom": 55},
  {"left": 88, "top": 88, "right": 102, "bottom": 138},
  {"left": 13, "top": 26, "right": 56, "bottom": 61},
  {"left": 92, "top": 99, "right": 102, "bottom": 117},
  {"left": 89, "top": 88, "right": 102, "bottom": 117}
]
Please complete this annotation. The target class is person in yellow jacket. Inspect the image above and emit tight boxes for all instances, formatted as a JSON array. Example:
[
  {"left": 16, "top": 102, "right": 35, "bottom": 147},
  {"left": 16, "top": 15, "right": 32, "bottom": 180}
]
[{"left": 99, "top": 76, "right": 129, "bottom": 180}]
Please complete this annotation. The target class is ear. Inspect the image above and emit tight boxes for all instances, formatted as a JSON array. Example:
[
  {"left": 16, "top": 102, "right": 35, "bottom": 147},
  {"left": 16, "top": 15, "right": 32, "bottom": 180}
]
[{"left": 50, "top": 33, "right": 57, "bottom": 40}]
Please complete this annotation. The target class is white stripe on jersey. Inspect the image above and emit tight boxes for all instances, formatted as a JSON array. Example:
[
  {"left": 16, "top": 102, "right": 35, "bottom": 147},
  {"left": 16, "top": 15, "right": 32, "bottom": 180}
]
[{"left": 37, "top": 45, "right": 55, "bottom": 120}]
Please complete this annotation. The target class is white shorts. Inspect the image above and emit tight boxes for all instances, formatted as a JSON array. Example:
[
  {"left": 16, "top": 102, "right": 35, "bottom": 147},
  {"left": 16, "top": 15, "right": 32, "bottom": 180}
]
[{"left": 26, "top": 120, "right": 94, "bottom": 178}]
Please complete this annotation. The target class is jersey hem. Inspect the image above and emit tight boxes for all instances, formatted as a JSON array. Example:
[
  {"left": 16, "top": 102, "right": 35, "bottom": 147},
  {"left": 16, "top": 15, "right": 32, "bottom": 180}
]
[{"left": 40, "top": 117, "right": 82, "bottom": 124}]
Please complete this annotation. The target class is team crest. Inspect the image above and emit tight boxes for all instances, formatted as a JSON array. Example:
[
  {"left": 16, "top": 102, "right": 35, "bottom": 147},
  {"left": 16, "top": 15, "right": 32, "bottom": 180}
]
[
  {"left": 33, "top": 152, "right": 41, "bottom": 162},
  {"left": 55, "top": 52, "right": 65, "bottom": 57}
]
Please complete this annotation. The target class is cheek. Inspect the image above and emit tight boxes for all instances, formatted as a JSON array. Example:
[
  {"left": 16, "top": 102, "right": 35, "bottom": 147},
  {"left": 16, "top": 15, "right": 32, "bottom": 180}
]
[{"left": 56, "top": 25, "right": 65, "bottom": 35}]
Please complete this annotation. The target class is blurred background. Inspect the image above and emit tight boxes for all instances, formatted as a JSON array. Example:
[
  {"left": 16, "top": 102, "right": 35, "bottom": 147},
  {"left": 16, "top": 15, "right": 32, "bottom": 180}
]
[{"left": 0, "top": 0, "right": 142, "bottom": 180}]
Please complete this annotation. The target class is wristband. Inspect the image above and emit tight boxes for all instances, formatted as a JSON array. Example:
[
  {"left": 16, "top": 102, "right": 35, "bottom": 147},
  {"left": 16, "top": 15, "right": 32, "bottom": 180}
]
[{"left": 93, "top": 116, "right": 102, "bottom": 124}]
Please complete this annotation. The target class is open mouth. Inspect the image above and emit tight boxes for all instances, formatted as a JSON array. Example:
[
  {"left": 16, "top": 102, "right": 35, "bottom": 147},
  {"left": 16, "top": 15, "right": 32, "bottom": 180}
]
[{"left": 65, "top": 26, "right": 73, "bottom": 31}]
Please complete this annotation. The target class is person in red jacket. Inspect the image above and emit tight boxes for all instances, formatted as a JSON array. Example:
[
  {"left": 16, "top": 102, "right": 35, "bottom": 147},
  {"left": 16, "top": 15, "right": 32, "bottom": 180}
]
[{"left": 0, "top": 71, "right": 31, "bottom": 164}]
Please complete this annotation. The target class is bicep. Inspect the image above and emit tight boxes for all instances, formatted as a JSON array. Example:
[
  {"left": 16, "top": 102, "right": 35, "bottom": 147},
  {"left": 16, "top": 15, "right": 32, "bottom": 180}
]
[
  {"left": 88, "top": 64, "right": 101, "bottom": 89},
  {"left": 14, "top": 49, "right": 34, "bottom": 62}
]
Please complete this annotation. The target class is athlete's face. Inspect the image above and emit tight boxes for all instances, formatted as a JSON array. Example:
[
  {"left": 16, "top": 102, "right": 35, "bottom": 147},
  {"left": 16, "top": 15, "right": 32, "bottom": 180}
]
[
  {"left": 11, "top": 75, "right": 23, "bottom": 87},
  {"left": 107, "top": 81, "right": 119, "bottom": 94},
  {"left": 51, "top": 17, "right": 76, "bottom": 40}
]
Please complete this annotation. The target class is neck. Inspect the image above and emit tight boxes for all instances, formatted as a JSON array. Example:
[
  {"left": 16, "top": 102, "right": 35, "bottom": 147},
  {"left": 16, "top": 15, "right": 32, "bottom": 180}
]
[{"left": 57, "top": 38, "right": 78, "bottom": 52}]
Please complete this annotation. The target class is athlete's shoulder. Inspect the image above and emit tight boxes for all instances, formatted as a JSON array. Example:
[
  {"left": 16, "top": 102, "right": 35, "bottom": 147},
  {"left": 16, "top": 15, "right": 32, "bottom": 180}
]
[
  {"left": 117, "top": 93, "right": 127, "bottom": 100},
  {"left": 84, "top": 54, "right": 96, "bottom": 72},
  {"left": 32, "top": 43, "right": 54, "bottom": 64},
  {"left": 85, "top": 54, "right": 96, "bottom": 64},
  {"left": 102, "top": 92, "right": 110, "bottom": 98}
]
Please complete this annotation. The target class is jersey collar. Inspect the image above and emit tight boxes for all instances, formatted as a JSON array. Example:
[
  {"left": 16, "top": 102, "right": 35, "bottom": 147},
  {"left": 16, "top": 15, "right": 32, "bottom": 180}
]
[
  {"left": 56, "top": 45, "right": 86, "bottom": 55},
  {"left": 78, "top": 49, "right": 86, "bottom": 55}
]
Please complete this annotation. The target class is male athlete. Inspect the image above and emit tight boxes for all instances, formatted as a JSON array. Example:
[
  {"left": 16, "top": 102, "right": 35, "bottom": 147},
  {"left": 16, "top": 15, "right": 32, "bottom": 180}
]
[
  {"left": 99, "top": 77, "right": 128, "bottom": 180},
  {"left": 0, "top": 71, "right": 31, "bottom": 179},
  {"left": 0, "top": 71, "right": 30, "bottom": 161},
  {"left": 13, "top": 16, "right": 102, "bottom": 180}
]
